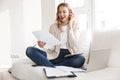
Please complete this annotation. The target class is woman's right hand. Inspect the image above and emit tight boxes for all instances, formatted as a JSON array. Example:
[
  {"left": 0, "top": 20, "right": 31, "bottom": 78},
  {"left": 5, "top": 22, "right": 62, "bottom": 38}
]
[{"left": 37, "top": 41, "right": 46, "bottom": 48}]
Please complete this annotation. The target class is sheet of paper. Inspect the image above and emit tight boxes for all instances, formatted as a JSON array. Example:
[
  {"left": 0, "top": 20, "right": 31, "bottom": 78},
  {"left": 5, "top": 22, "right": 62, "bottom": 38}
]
[
  {"left": 56, "top": 66, "right": 85, "bottom": 72},
  {"left": 32, "top": 29, "right": 61, "bottom": 48}
]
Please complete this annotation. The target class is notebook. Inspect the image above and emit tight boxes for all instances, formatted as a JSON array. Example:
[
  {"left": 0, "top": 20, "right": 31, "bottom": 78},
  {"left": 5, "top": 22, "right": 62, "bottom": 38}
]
[{"left": 44, "top": 67, "right": 77, "bottom": 78}]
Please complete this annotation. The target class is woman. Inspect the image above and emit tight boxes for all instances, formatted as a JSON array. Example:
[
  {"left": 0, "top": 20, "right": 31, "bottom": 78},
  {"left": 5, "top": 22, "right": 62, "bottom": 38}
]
[{"left": 26, "top": 3, "right": 85, "bottom": 68}]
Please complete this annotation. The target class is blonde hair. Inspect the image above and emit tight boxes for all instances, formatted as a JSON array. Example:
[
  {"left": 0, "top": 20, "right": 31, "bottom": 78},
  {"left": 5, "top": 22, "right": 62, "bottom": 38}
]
[{"left": 56, "top": 3, "right": 73, "bottom": 30}]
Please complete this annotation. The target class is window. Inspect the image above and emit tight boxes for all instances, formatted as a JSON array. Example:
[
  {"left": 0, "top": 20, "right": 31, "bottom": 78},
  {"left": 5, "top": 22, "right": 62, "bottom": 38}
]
[{"left": 95, "top": 0, "right": 120, "bottom": 30}]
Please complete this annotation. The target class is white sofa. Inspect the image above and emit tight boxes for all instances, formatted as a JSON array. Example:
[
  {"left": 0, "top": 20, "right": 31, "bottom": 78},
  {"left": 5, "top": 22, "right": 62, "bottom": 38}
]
[{"left": 2, "top": 30, "right": 120, "bottom": 80}]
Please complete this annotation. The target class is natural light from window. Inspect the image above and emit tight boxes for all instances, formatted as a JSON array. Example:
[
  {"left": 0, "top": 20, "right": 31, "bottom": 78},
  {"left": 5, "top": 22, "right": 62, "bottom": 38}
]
[
  {"left": 0, "top": 10, "right": 12, "bottom": 68},
  {"left": 95, "top": 0, "right": 120, "bottom": 30},
  {"left": 65, "top": 0, "right": 84, "bottom": 8}
]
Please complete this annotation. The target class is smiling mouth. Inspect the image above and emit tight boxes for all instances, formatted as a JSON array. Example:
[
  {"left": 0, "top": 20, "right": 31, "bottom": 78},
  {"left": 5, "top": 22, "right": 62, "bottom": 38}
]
[{"left": 60, "top": 17, "right": 65, "bottom": 20}]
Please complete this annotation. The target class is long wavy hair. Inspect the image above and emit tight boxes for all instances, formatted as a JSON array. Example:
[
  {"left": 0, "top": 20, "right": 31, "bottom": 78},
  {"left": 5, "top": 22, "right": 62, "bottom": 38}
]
[{"left": 56, "top": 3, "right": 74, "bottom": 31}]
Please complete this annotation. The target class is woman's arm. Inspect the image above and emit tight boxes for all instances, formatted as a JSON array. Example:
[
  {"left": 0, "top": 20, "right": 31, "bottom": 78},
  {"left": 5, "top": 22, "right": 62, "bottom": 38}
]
[{"left": 68, "top": 21, "right": 81, "bottom": 48}]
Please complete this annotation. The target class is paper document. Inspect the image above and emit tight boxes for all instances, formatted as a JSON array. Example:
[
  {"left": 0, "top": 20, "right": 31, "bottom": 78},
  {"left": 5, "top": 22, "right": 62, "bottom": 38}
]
[
  {"left": 32, "top": 29, "right": 61, "bottom": 48},
  {"left": 56, "top": 66, "right": 86, "bottom": 72},
  {"left": 44, "top": 67, "right": 76, "bottom": 78}
]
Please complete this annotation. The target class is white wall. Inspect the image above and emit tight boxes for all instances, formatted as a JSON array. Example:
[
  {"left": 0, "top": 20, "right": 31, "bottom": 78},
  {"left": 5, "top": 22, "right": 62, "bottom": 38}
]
[
  {"left": 0, "top": 0, "right": 58, "bottom": 59},
  {"left": 0, "top": 6, "right": 12, "bottom": 68},
  {"left": 23, "top": 0, "right": 41, "bottom": 54},
  {"left": 0, "top": 0, "right": 41, "bottom": 58},
  {"left": 41, "top": 0, "right": 56, "bottom": 30}
]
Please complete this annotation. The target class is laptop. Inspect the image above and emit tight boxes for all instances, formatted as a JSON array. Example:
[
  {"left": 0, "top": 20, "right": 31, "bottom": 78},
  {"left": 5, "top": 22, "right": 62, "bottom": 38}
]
[
  {"left": 86, "top": 32, "right": 111, "bottom": 72},
  {"left": 86, "top": 49, "right": 110, "bottom": 72}
]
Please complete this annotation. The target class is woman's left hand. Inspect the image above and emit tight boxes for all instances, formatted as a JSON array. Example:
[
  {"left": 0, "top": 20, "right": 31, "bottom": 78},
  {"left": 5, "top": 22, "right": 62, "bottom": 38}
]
[{"left": 37, "top": 41, "right": 46, "bottom": 48}]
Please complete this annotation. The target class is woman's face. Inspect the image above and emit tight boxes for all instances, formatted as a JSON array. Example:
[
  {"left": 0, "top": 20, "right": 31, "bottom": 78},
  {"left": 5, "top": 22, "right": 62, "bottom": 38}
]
[{"left": 58, "top": 6, "right": 69, "bottom": 23}]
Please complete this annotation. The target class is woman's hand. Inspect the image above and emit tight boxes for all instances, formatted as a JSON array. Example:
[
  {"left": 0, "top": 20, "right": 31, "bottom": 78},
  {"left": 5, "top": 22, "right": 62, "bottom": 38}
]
[{"left": 37, "top": 41, "right": 46, "bottom": 48}]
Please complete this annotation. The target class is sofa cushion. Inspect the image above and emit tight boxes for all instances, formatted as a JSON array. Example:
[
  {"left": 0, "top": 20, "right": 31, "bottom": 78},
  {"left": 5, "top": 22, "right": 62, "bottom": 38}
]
[
  {"left": 8, "top": 59, "right": 120, "bottom": 80},
  {"left": 9, "top": 58, "right": 47, "bottom": 80},
  {"left": 108, "top": 41, "right": 120, "bottom": 67},
  {"left": 107, "top": 30, "right": 120, "bottom": 67},
  {"left": 78, "top": 67, "right": 120, "bottom": 80}
]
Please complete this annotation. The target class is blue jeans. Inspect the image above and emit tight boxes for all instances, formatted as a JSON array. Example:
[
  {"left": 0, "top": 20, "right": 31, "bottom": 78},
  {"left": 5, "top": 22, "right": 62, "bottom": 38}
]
[{"left": 26, "top": 47, "right": 85, "bottom": 68}]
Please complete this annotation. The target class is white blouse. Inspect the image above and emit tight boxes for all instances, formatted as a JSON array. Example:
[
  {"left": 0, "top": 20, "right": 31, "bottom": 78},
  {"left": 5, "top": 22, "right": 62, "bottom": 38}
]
[{"left": 60, "top": 25, "right": 68, "bottom": 49}]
